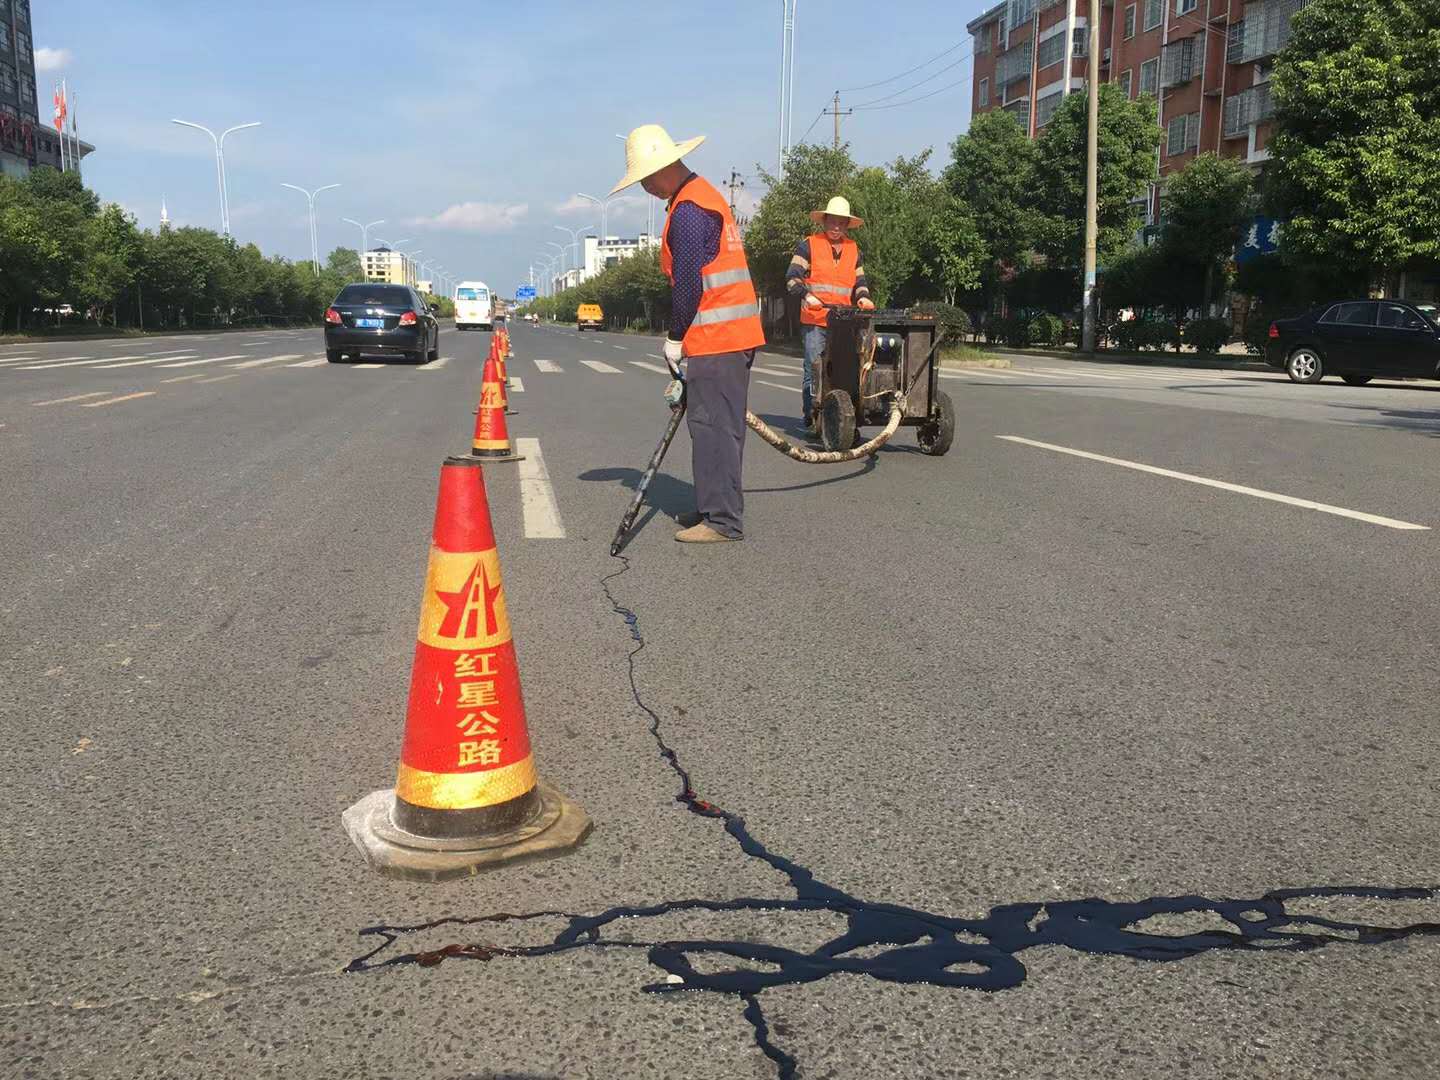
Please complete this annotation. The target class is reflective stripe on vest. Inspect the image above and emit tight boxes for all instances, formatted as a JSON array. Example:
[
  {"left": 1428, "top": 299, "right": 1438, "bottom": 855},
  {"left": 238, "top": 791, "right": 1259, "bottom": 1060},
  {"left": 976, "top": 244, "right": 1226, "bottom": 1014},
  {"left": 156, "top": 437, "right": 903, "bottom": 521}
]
[
  {"left": 702, "top": 267, "right": 754, "bottom": 290},
  {"left": 801, "top": 234, "right": 859, "bottom": 326},
  {"left": 810, "top": 283, "right": 852, "bottom": 297},
  {"left": 692, "top": 301, "right": 761, "bottom": 326}
]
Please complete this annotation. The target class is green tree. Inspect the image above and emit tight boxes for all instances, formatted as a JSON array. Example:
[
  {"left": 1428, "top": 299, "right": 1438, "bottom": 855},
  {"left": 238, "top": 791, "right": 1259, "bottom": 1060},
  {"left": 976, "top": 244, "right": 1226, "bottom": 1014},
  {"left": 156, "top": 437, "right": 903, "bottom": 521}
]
[
  {"left": 1266, "top": 0, "right": 1440, "bottom": 291},
  {"left": 1028, "top": 85, "right": 1159, "bottom": 279},
  {"left": 847, "top": 151, "right": 942, "bottom": 306},
  {"left": 918, "top": 196, "right": 986, "bottom": 305},
  {"left": 744, "top": 143, "right": 857, "bottom": 296},
  {"left": 1160, "top": 153, "right": 1254, "bottom": 313},
  {"left": 76, "top": 204, "right": 140, "bottom": 325},
  {"left": 943, "top": 109, "right": 1037, "bottom": 302}
]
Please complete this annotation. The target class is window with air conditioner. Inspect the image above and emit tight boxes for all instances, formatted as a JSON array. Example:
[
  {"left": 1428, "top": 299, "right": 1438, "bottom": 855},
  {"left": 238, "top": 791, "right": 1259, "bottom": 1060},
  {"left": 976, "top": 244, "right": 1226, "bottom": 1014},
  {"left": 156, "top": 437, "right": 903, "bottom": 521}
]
[{"left": 1073, "top": 26, "right": 1089, "bottom": 56}]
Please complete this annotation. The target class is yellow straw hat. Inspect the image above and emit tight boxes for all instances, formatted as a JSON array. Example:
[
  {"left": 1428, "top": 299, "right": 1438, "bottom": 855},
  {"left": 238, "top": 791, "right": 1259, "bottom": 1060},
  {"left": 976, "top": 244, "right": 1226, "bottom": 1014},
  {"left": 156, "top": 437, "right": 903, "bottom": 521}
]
[
  {"left": 809, "top": 195, "right": 864, "bottom": 228},
  {"left": 610, "top": 124, "right": 707, "bottom": 195}
]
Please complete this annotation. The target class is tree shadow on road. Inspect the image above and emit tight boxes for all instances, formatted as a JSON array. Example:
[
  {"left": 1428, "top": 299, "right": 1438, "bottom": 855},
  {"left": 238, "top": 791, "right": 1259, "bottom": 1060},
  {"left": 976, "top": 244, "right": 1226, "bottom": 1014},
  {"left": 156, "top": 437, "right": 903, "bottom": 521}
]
[{"left": 1325, "top": 401, "right": 1440, "bottom": 437}]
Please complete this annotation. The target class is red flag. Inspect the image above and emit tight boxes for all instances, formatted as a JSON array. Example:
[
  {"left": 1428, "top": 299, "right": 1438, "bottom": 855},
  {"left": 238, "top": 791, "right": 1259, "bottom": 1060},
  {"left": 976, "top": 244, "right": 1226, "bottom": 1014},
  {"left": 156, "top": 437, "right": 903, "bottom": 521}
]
[{"left": 52, "top": 86, "right": 64, "bottom": 130}]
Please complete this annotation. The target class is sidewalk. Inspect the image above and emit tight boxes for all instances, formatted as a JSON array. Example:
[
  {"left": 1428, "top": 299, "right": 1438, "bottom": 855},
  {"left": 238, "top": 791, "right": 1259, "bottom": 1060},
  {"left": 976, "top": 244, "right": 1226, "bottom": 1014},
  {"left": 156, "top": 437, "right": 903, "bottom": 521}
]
[{"left": 971, "top": 342, "right": 1272, "bottom": 374}]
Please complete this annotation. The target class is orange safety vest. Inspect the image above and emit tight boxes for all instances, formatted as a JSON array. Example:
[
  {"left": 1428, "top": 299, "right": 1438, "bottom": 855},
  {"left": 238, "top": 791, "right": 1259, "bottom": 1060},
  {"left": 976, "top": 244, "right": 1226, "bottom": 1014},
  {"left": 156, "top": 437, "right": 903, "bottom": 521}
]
[
  {"left": 800, "top": 234, "right": 859, "bottom": 327},
  {"left": 660, "top": 175, "right": 766, "bottom": 357}
]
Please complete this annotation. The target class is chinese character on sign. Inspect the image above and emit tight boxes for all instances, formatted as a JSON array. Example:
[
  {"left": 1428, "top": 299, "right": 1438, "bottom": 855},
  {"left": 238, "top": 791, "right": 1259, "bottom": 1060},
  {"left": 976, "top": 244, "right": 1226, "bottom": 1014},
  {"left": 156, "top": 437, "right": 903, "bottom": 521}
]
[
  {"left": 456, "top": 710, "right": 501, "bottom": 737},
  {"left": 457, "top": 680, "right": 500, "bottom": 707},
  {"left": 1267, "top": 220, "right": 1282, "bottom": 247},
  {"left": 1244, "top": 225, "right": 1260, "bottom": 249},
  {"left": 458, "top": 739, "right": 502, "bottom": 767},
  {"left": 455, "top": 652, "right": 498, "bottom": 678}
]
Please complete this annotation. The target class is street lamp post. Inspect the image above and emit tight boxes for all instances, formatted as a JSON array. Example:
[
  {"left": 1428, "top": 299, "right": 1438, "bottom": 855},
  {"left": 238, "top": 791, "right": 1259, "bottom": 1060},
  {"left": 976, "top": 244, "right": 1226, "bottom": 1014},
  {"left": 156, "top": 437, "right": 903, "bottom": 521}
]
[
  {"left": 280, "top": 182, "right": 340, "bottom": 275},
  {"left": 342, "top": 218, "right": 384, "bottom": 278},
  {"left": 554, "top": 223, "right": 595, "bottom": 281},
  {"left": 171, "top": 119, "right": 261, "bottom": 236},
  {"left": 575, "top": 193, "right": 618, "bottom": 244}
]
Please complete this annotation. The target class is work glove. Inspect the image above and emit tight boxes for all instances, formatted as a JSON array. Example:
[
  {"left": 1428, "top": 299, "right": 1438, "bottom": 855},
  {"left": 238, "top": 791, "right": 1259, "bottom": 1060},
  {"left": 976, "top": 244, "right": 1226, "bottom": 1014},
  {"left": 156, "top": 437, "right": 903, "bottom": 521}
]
[
  {"left": 664, "top": 379, "right": 685, "bottom": 408},
  {"left": 663, "top": 337, "right": 684, "bottom": 369},
  {"left": 803, "top": 293, "right": 823, "bottom": 310},
  {"left": 857, "top": 297, "right": 875, "bottom": 311}
]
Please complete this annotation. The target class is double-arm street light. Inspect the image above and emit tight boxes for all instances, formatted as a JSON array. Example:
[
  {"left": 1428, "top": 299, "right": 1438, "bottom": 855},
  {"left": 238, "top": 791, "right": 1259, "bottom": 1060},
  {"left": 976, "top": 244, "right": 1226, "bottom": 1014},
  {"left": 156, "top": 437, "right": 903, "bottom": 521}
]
[
  {"left": 280, "top": 182, "right": 340, "bottom": 276},
  {"left": 553, "top": 223, "right": 595, "bottom": 280},
  {"left": 574, "top": 193, "right": 619, "bottom": 244},
  {"left": 342, "top": 218, "right": 384, "bottom": 278},
  {"left": 171, "top": 119, "right": 261, "bottom": 236}
]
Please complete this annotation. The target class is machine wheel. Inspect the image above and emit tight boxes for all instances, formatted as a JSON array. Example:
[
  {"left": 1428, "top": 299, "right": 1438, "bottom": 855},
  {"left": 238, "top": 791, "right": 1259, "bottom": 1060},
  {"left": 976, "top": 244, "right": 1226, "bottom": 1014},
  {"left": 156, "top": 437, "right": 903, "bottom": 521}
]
[
  {"left": 819, "top": 389, "right": 856, "bottom": 453},
  {"left": 916, "top": 391, "right": 956, "bottom": 456},
  {"left": 1341, "top": 373, "right": 1371, "bottom": 386},
  {"left": 326, "top": 349, "right": 342, "bottom": 363}
]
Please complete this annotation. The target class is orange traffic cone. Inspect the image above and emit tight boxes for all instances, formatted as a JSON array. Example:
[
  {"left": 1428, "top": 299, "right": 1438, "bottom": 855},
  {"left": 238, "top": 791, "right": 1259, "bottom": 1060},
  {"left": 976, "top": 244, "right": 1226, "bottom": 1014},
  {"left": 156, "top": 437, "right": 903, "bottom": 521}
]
[
  {"left": 342, "top": 456, "right": 591, "bottom": 880},
  {"left": 504, "top": 327, "right": 514, "bottom": 359},
  {"left": 470, "top": 354, "right": 523, "bottom": 462}
]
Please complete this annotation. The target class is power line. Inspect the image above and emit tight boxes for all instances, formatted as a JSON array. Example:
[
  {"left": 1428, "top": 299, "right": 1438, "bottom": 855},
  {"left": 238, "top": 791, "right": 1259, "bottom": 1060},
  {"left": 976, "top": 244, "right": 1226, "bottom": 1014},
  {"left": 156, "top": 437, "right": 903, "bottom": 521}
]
[
  {"left": 852, "top": 49, "right": 976, "bottom": 108},
  {"left": 852, "top": 63, "right": 976, "bottom": 112},
  {"left": 837, "top": 38, "right": 970, "bottom": 94},
  {"left": 794, "top": 104, "right": 828, "bottom": 147}
]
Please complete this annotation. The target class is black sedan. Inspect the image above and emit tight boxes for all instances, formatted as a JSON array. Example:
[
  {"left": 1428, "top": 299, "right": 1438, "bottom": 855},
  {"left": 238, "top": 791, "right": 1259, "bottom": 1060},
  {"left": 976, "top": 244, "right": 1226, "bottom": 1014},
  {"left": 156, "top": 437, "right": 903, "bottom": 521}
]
[
  {"left": 324, "top": 283, "right": 440, "bottom": 363},
  {"left": 1266, "top": 299, "right": 1440, "bottom": 385}
]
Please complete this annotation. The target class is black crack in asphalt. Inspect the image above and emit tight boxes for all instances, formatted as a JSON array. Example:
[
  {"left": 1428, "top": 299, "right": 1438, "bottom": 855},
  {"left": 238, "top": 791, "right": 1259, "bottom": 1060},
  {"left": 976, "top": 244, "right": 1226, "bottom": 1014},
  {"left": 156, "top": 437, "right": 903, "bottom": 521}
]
[{"left": 348, "top": 555, "right": 1440, "bottom": 1079}]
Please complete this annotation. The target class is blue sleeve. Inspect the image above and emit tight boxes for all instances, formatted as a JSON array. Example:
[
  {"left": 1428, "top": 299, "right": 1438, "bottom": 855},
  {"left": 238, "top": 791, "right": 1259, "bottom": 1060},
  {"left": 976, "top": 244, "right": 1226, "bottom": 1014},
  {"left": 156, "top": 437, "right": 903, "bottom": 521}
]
[{"left": 667, "top": 202, "right": 723, "bottom": 340}]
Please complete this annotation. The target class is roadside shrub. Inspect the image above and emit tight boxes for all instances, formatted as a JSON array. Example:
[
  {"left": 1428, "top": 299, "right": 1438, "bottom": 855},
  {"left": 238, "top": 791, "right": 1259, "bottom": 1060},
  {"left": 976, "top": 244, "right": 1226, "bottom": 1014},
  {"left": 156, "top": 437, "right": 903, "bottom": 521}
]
[
  {"left": 1184, "top": 317, "right": 1230, "bottom": 353},
  {"left": 1111, "top": 318, "right": 1169, "bottom": 351},
  {"left": 1027, "top": 313, "right": 1065, "bottom": 347},
  {"left": 1242, "top": 317, "right": 1271, "bottom": 355},
  {"left": 984, "top": 314, "right": 1029, "bottom": 347},
  {"left": 911, "top": 301, "right": 971, "bottom": 343}
]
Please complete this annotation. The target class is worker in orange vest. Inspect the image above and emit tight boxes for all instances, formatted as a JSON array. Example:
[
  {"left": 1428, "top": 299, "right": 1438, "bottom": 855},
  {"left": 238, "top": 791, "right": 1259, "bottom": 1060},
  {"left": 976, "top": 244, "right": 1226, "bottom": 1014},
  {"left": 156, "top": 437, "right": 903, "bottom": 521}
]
[
  {"left": 786, "top": 195, "right": 875, "bottom": 426},
  {"left": 612, "top": 124, "right": 766, "bottom": 544}
]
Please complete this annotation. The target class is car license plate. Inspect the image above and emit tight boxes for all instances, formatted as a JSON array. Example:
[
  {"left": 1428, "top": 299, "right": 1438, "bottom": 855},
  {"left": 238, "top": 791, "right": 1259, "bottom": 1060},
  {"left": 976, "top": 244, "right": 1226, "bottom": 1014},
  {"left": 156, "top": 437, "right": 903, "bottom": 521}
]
[{"left": 355, "top": 317, "right": 384, "bottom": 328}]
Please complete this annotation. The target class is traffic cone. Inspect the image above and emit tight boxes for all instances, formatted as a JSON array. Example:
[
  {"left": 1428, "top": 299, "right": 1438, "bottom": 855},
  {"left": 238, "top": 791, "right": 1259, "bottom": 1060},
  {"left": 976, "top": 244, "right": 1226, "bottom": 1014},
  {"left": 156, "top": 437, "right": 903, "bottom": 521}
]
[
  {"left": 342, "top": 456, "right": 591, "bottom": 881},
  {"left": 470, "top": 354, "right": 523, "bottom": 462},
  {"left": 504, "top": 327, "right": 514, "bottom": 359}
]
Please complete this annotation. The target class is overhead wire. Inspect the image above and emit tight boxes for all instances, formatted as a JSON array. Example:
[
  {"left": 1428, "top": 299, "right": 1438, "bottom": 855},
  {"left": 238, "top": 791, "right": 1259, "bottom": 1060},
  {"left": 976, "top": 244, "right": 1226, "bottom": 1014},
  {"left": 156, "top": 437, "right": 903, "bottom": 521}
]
[
  {"left": 851, "top": 49, "right": 976, "bottom": 108},
  {"left": 836, "top": 38, "right": 971, "bottom": 94},
  {"left": 852, "top": 65, "right": 976, "bottom": 112}
]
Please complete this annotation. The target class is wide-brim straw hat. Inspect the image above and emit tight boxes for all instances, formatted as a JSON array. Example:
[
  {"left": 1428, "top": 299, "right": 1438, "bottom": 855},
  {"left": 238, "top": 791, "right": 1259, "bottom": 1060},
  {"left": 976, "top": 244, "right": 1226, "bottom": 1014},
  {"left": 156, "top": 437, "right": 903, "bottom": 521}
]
[
  {"left": 810, "top": 195, "right": 863, "bottom": 228},
  {"left": 610, "top": 124, "right": 707, "bottom": 195}
]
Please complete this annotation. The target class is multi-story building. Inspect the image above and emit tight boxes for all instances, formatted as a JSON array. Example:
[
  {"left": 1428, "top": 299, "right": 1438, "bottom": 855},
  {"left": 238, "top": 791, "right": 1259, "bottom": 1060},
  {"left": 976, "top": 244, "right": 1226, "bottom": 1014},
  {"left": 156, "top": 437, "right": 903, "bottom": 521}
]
[
  {"left": 581, "top": 234, "right": 660, "bottom": 280},
  {"left": 0, "top": 0, "right": 93, "bottom": 177},
  {"left": 361, "top": 248, "right": 417, "bottom": 286},
  {"left": 969, "top": 0, "right": 1310, "bottom": 217}
]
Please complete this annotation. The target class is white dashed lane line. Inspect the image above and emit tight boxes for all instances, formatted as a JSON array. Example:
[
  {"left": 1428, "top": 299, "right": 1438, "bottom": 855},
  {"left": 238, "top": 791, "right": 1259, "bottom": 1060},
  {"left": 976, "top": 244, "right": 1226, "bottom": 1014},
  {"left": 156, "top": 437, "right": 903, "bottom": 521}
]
[
  {"left": 997, "top": 436, "right": 1430, "bottom": 532},
  {"left": 510, "top": 377, "right": 525, "bottom": 393},
  {"left": 230, "top": 354, "right": 304, "bottom": 369},
  {"left": 629, "top": 361, "right": 670, "bottom": 376},
  {"left": 755, "top": 380, "right": 801, "bottom": 394},
  {"left": 80, "top": 391, "right": 156, "bottom": 407},
  {"left": 156, "top": 354, "right": 250, "bottom": 368},
  {"left": 581, "top": 360, "right": 622, "bottom": 374},
  {"left": 534, "top": 359, "right": 563, "bottom": 373},
  {"left": 514, "top": 438, "right": 566, "bottom": 539},
  {"left": 31, "top": 391, "right": 107, "bottom": 406}
]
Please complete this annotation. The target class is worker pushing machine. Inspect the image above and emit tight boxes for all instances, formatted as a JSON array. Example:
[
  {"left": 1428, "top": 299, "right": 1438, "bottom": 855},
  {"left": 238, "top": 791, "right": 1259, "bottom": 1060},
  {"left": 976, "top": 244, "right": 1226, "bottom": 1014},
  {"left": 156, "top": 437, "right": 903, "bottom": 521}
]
[
  {"left": 611, "top": 124, "right": 765, "bottom": 544},
  {"left": 786, "top": 195, "right": 875, "bottom": 426}
]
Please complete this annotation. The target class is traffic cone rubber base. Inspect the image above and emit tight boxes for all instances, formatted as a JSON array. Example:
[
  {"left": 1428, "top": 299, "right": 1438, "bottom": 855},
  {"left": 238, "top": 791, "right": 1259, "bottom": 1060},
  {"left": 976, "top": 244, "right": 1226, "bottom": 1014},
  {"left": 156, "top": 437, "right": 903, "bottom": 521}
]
[
  {"left": 468, "top": 449, "right": 525, "bottom": 463},
  {"left": 343, "top": 780, "right": 591, "bottom": 882}
]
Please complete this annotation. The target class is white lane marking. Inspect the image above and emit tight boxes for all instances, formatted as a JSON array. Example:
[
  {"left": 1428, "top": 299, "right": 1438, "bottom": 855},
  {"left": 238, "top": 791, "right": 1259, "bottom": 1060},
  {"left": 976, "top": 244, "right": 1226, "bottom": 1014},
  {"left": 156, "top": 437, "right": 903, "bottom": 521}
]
[
  {"left": 751, "top": 366, "right": 797, "bottom": 378},
  {"left": 997, "top": 436, "right": 1430, "bottom": 532},
  {"left": 534, "top": 359, "right": 563, "bottom": 373},
  {"left": 19, "top": 352, "right": 194, "bottom": 370},
  {"left": 418, "top": 356, "right": 450, "bottom": 371},
  {"left": 1031, "top": 366, "right": 1132, "bottom": 381},
  {"left": 646, "top": 353, "right": 663, "bottom": 360},
  {"left": 514, "top": 438, "right": 566, "bottom": 539},
  {"left": 31, "top": 391, "right": 107, "bottom": 406},
  {"left": 760, "top": 361, "right": 802, "bottom": 372},
  {"left": 80, "top": 391, "right": 156, "bottom": 408},
  {"left": 940, "top": 368, "right": 1018, "bottom": 379},
  {"left": 230, "top": 354, "right": 303, "bottom": 369},
  {"left": 510, "top": 377, "right": 525, "bottom": 393},
  {"left": 288, "top": 358, "right": 327, "bottom": 367},
  {"left": 353, "top": 363, "right": 384, "bottom": 369},
  {"left": 156, "top": 354, "right": 249, "bottom": 368},
  {"left": 581, "top": 360, "right": 622, "bottom": 374},
  {"left": 756, "top": 379, "right": 801, "bottom": 394},
  {"left": 612, "top": 344, "right": 628, "bottom": 350},
  {"left": 93, "top": 353, "right": 203, "bottom": 369},
  {"left": 0, "top": 355, "right": 39, "bottom": 363},
  {"left": 196, "top": 372, "right": 243, "bottom": 384},
  {"left": 160, "top": 373, "right": 209, "bottom": 383},
  {"left": 630, "top": 361, "right": 671, "bottom": 375}
]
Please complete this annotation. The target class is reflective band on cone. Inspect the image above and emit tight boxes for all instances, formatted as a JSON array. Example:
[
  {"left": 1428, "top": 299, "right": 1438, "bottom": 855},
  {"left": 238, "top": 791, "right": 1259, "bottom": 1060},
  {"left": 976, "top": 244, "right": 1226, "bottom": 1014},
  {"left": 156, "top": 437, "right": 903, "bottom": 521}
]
[
  {"left": 341, "top": 456, "right": 590, "bottom": 881},
  {"left": 471, "top": 354, "right": 523, "bottom": 462}
]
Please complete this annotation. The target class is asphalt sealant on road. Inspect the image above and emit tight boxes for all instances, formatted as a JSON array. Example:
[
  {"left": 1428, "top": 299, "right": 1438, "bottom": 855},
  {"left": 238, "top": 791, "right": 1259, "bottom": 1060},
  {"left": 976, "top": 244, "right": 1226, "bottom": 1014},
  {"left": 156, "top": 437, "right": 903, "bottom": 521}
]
[{"left": 345, "top": 557, "right": 1440, "bottom": 1079}]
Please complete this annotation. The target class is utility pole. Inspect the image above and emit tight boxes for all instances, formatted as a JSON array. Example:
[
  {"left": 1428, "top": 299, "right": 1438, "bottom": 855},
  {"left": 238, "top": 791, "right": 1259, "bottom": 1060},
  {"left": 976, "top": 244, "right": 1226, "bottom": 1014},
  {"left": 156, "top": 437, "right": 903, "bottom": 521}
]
[
  {"left": 825, "top": 91, "right": 852, "bottom": 150},
  {"left": 726, "top": 168, "right": 746, "bottom": 219},
  {"left": 1080, "top": 0, "right": 1100, "bottom": 354}
]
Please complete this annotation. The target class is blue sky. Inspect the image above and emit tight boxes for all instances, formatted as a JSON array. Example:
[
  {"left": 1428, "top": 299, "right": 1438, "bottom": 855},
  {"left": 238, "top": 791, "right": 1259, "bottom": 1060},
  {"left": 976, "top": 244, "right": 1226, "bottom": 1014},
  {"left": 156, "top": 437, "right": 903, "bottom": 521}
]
[{"left": 36, "top": 0, "right": 984, "bottom": 296}]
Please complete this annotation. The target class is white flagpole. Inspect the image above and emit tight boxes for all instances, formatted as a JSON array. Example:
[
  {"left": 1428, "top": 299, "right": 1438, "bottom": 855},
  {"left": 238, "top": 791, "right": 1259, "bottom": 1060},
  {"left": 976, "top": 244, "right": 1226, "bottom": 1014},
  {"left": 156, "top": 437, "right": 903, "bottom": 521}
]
[{"left": 71, "top": 89, "right": 81, "bottom": 178}]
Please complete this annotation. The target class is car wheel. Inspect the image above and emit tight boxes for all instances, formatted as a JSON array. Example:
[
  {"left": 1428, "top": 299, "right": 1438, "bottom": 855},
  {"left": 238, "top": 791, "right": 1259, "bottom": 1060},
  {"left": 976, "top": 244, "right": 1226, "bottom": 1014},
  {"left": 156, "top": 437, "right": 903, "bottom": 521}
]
[
  {"left": 326, "top": 349, "right": 342, "bottom": 363},
  {"left": 1341, "top": 374, "right": 1372, "bottom": 386},
  {"left": 1286, "top": 347, "right": 1324, "bottom": 383}
]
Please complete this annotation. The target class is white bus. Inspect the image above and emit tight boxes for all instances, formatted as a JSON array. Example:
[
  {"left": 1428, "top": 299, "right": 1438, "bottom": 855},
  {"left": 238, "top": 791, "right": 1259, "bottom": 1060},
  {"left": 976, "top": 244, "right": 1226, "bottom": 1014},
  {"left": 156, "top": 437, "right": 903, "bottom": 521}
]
[{"left": 453, "top": 281, "right": 494, "bottom": 331}]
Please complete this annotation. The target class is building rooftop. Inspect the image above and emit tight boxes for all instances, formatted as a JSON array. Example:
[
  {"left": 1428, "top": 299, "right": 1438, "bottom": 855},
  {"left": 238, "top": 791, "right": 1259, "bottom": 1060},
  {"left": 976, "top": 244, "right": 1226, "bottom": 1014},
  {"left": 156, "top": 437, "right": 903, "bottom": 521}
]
[{"left": 967, "top": 1, "right": 1006, "bottom": 33}]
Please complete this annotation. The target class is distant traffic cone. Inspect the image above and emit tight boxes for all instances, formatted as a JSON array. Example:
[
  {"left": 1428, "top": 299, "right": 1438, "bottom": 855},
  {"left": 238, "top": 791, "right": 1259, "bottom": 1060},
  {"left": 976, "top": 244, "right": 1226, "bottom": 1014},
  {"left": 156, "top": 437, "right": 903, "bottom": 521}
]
[
  {"left": 504, "top": 327, "right": 514, "bottom": 359},
  {"left": 342, "top": 456, "right": 591, "bottom": 880},
  {"left": 470, "top": 354, "right": 523, "bottom": 462}
]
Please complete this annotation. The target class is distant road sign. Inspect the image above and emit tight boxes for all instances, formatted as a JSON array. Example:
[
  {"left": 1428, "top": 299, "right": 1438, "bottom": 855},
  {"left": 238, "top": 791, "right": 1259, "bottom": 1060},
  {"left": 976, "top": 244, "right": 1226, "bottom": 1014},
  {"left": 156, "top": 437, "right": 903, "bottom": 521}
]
[{"left": 515, "top": 285, "right": 537, "bottom": 301}]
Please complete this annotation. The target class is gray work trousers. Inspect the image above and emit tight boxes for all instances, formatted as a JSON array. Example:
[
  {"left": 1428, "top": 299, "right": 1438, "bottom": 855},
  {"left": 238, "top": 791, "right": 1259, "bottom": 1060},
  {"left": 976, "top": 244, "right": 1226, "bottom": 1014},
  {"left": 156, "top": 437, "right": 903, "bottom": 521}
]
[{"left": 686, "top": 349, "right": 754, "bottom": 538}]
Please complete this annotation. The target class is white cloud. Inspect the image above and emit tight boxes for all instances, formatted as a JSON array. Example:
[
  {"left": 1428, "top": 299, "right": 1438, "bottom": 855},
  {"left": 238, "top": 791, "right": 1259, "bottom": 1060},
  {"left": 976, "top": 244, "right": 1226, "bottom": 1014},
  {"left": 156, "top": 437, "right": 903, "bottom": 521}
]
[
  {"left": 34, "top": 47, "right": 73, "bottom": 72},
  {"left": 553, "top": 194, "right": 594, "bottom": 214},
  {"left": 409, "top": 201, "right": 529, "bottom": 232}
]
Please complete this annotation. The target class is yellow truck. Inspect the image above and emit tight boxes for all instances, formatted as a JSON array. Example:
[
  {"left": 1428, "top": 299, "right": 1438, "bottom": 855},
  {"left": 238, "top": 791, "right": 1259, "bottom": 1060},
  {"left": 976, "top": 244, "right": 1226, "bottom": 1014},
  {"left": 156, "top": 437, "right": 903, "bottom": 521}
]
[{"left": 576, "top": 303, "right": 604, "bottom": 332}]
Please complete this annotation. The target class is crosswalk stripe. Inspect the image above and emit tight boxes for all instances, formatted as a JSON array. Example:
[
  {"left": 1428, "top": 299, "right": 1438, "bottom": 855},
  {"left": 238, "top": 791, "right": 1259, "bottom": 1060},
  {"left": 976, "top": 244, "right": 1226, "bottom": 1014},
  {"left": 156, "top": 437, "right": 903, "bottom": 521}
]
[
  {"left": 941, "top": 368, "right": 1018, "bottom": 379},
  {"left": 156, "top": 354, "right": 250, "bottom": 368},
  {"left": 197, "top": 372, "right": 243, "bottom": 384},
  {"left": 761, "top": 361, "right": 802, "bottom": 372},
  {"left": 93, "top": 353, "right": 206, "bottom": 369},
  {"left": 353, "top": 363, "right": 384, "bottom": 369},
  {"left": 80, "top": 391, "right": 156, "bottom": 407},
  {"left": 230, "top": 354, "right": 303, "bottom": 369},
  {"left": 756, "top": 379, "right": 801, "bottom": 394},
  {"left": 534, "top": 359, "right": 563, "bottom": 373},
  {"left": 1032, "top": 366, "right": 1131, "bottom": 381},
  {"left": 751, "top": 366, "right": 795, "bottom": 378},
  {"left": 418, "top": 356, "right": 450, "bottom": 371},
  {"left": 581, "top": 360, "right": 622, "bottom": 374},
  {"left": 288, "top": 358, "right": 327, "bottom": 367},
  {"left": 31, "top": 391, "right": 107, "bottom": 406},
  {"left": 160, "top": 373, "right": 209, "bottom": 383},
  {"left": 19, "top": 352, "right": 194, "bottom": 370},
  {"left": 629, "top": 361, "right": 671, "bottom": 375},
  {"left": 510, "top": 377, "right": 525, "bottom": 393}
]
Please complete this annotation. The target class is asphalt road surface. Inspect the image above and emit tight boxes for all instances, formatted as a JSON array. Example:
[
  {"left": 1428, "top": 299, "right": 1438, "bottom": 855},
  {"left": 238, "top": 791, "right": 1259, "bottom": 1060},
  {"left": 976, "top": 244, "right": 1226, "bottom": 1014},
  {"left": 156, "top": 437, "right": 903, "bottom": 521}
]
[{"left": 5, "top": 320, "right": 1439, "bottom": 1079}]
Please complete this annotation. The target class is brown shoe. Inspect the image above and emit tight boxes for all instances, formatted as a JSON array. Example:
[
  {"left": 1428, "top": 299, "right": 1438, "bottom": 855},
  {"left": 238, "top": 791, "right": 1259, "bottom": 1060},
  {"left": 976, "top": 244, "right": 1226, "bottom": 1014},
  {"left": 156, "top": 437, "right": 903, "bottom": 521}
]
[
  {"left": 675, "top": 523, "right": 741, "bottom": 543},
  {"left": 676, "top": 511, "right": 703, "bottom": 528}
]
